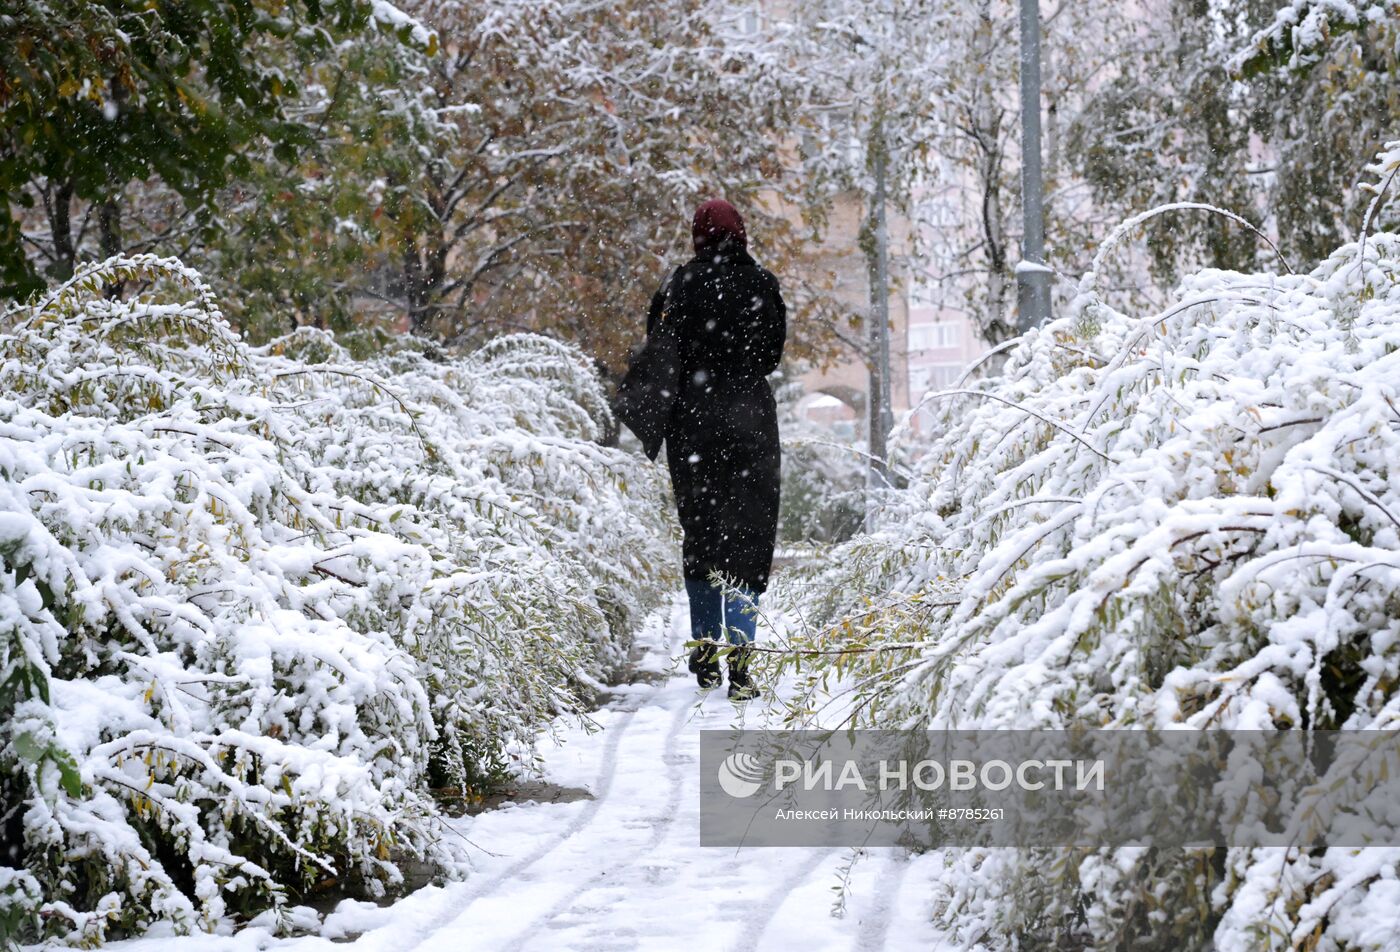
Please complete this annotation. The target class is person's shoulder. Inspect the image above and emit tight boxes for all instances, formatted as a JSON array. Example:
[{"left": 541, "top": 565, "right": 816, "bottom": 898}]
[
  {"left": 727, "top": 252, "right": 773, "bottom": 281},
  {"left": 750, "top": 263, "right": 781, "bottom": 293},
  {"left": 678, "top": 255, "right": 716, "bottom": 277}
]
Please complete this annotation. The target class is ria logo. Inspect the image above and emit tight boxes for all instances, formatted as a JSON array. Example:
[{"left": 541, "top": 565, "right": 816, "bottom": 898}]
[{"left": 717, "top": 751, "right": 766, "bottom": 798}]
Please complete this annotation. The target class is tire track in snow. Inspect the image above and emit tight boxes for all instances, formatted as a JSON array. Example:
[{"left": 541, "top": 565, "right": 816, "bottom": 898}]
[
  {"left": 393, "top": 704, "right": 639, "bottom": 951},
  {"left": 726, "top": 846, "right": 841, "bottom": 952},
  {"left": 854, "top": 852, "right": 910, "bottom": 952},
  {"left": 402, "top": 604, "right": 686, "bottom": 951},
  {"left": 499, "top": 682, "right": 696, "bottom": 950}
]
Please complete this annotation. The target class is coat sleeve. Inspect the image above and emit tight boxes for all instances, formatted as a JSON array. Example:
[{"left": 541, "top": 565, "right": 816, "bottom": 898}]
[
  {"left": 645, "top": 282, "right": 666, "bottom": 338},
  {"left": 752, "top": 270, "right": 787, "bottom": 376},
  {"left": 645, "top": 267, "right": 681, "bottom": 338}
]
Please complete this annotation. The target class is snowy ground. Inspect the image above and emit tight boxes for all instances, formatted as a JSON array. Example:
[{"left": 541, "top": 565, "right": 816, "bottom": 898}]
[{"left": 103, "top": 598, "right": 949, "bottom": 952}]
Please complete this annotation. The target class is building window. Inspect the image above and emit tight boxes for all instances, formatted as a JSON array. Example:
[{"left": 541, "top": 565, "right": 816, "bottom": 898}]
[
  {"left": 908, "top": 362, "right": 965, "bottom": 397},
  {"left": 908, "top": 367, "right": 930, "bottom": 396},
  {"left": 908, "top": 322, "right": 961, "bottom": 352}
]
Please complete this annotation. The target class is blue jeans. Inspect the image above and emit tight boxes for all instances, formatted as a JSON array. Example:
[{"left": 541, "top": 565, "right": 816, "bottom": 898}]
[{"left": 685, "top": 578, "right": 758, "bottom": 646}]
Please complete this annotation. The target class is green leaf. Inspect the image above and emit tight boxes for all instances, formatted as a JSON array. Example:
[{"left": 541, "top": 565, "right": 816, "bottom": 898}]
[
  {"left": 55, "top": 751, "right": 84, "bottom": 799},
  {"left": 13, "top": 732, "right": 43, "bottom": 764}
]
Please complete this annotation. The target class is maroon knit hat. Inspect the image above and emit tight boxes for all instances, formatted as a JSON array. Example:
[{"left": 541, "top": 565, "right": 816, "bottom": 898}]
[{"left": 692, "top": 199, "right": 747, "bottom": 253}]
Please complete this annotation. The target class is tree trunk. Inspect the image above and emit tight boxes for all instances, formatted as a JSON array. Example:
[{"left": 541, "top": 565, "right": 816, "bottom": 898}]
[
  {"left": 47, "top": 181, "right": 76, "bottom": 281},
  {"left": 864, "top": 122, "right": 894, "bottom": 530},
  {"left": 404, "top": 243, "right": 429, "bottom": 335},
  {"left": 973, "top": 0, "right": 1017, "bottom": 345},
  {"left": 403, "top": 220, "right": 449, "bottom": 336},
  {"left": 99, "top": 196, "right": 124, "bottom": 299},
  {"left": 979, "top": 133, "right": 1015, "bottom": 344}
]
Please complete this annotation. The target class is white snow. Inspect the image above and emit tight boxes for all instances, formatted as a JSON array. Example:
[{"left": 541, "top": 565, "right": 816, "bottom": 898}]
[{"left": 367, "top": 0, "right": 436, "bottom": 50}]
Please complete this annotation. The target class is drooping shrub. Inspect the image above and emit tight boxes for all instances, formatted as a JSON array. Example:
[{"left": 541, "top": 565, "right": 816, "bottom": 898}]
[
  {"left": 0, "top": 256, "right": 675, "bottom": 945},
  {"left": 773, "top": 146, "right": 1400, "bottom": 950}
]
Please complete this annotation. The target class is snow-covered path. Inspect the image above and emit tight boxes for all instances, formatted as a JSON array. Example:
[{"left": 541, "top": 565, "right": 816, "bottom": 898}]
[
  {"left": 112, "top": 600, "right": 948, "bottom": 952},
  {"left": 352, "top": 599, "right": 946, "bottom": 952}
]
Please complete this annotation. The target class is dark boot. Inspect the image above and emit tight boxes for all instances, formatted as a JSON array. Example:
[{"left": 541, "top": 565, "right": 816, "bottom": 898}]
[
  {"left": 688, "top": 640, "right": 722, "bottom": 689},
  {"left": 727, "top": 645, "right": 761, "bottom": 701}
]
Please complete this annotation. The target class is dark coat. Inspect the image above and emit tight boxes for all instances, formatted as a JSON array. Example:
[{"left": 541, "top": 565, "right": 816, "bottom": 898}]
[{"left": 648, "top": 243, "right": 786, "bottom": 594}]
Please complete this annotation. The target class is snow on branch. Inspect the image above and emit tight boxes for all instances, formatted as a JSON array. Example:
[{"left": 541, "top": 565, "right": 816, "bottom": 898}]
[{"left": 1231, "top": 0, "right": 1399, "bottom": 76}]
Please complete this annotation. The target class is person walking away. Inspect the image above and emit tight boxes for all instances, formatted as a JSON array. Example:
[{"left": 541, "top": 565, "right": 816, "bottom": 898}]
[{"left": 641, "top": 199, "right": 786, "bottom": 700}]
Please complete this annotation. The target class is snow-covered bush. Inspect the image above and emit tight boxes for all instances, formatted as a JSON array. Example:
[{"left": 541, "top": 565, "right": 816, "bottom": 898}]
[
  {"left": 775, "top": 382, "right": 867, "bottom": 545},
  {"left": 774, "top": 147, "right": 1400, "bottom": 949},
  {"left": 0, "top": 257, "right": 675, "bottom": 945}
]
